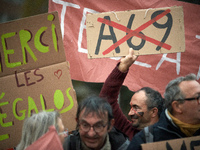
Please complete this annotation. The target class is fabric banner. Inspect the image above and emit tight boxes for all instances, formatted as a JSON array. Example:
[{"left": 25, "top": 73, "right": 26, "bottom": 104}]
[{"left": 48, "top": 0, "right": 200, "bottom": 94}]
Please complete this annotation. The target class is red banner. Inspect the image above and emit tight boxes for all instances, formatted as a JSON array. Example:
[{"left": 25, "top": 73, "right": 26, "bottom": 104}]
[{"left": 48, "top": 0, "right": 200, "bottom": 95}]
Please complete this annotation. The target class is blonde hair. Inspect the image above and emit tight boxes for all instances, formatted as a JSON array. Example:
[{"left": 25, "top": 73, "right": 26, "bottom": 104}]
[{"left": 16, "top": 111, "right": 60, "bottom": 150}]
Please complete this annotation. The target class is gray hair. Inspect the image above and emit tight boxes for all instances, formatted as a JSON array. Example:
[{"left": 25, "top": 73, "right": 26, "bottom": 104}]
[
  {"left": 16, "top": 111, "right": 60, "bottom": 150},
  {"left": 164, "top": 73, "right": 197, "bottom": 113},
  {"left": 136, "top": 87, "right": 164, "bottom": 117}
]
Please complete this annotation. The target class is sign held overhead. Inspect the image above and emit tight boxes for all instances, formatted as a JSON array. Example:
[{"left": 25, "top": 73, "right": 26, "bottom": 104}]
[{"left": 86, "top": 6, "right": 185, "bottom": 58}]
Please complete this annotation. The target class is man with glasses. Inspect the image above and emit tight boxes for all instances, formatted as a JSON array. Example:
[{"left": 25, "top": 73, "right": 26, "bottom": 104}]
[
  {"left": 100, "top": 48, "right": 164, "bottom": 140},
  {"left": 63, "top": 96, "right": 130, "bottom": 150},
  {"left": 127, "top": 73, "right": 200, "bottom": 150}
]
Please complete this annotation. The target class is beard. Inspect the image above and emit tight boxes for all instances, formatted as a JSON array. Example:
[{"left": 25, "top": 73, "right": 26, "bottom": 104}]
[
  {"left": 130, "top": 115, "right": 140, "bottom": 128},
  {"left": 130, "top": 112, "right": 144, "bottom": 128},
  {"left": 131, "top": 114, "right": 139, "bottom": 119},
  {"left": 132, "top": 121, "right": 139, "bottom": 128}
]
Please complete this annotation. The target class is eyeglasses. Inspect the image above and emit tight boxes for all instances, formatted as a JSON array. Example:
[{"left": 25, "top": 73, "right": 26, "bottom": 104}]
[
  {"left": 58, "top": 128, "right": 68, "bottom": 136},
  {"left": 178, "top": 95, "right": 200, "bottom": 104},
  {"left": 79, "top": 122, "right": 107, "bottom": 133}
]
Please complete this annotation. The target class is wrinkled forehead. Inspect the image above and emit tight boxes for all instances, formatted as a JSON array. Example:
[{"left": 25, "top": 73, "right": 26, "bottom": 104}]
[{"left": 179, "top": 80, "right": 200, "bottom": 97}]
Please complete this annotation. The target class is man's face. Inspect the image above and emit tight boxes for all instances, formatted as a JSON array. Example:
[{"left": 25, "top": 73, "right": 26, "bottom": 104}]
[
  {"left": 78, "top": 109, "right": 111, "bottom": 150},
  {"left": 128, "top": 90, "right": 152, "bottom": 129},
  {"left": 178, "top": 80, "right": 200, "bottom": 124}
]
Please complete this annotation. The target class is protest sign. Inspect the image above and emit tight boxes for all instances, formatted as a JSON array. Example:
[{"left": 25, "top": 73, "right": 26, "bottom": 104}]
[
  {"left": 49, "top": 0, "right": 200, "bottom": 95},
  {"left": 142, "top": 136, "right": 200, "bottom": 150},
  {"left": 86, "top": 6, "right": 185, "bottom": 58},
  {"left": 0, "top": 12, "right": 77, "bottom": 150}
]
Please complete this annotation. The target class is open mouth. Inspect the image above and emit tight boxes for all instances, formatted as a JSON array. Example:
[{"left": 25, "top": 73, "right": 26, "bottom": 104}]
[{"left": 85, "top": 137, "right": 98, "bottom": 143}]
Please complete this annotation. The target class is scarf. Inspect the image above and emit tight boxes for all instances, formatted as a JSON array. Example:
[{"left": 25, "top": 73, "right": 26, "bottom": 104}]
[{"left": 167, "top": 110, "right": 200, "bottom": 136}]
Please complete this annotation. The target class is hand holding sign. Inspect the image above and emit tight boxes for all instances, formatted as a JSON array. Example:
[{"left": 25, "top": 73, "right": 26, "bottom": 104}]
[{"left": 118, "top": 48, "right": 138, "bottom": 72}]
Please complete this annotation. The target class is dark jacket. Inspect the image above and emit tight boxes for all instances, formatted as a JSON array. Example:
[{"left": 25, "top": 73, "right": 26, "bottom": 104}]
[
  {"left": 127, "top": 109, "right": 200, "bottom": 150},
  {"left": 63, "top": 127, "right": 130, "bottom": 150}
]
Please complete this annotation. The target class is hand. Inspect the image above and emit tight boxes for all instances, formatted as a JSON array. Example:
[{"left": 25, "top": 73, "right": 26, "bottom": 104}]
[{"left": 118, "top": 48, "right": 138, "bottom": 72}]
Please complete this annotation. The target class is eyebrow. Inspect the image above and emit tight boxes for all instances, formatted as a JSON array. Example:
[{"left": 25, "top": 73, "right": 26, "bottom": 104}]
[
  {"left": 131, "top": 104, "right": 140, "bottom": 108},
  {"left": 79, "top": 119, "right": 104, "bottom": 125}
]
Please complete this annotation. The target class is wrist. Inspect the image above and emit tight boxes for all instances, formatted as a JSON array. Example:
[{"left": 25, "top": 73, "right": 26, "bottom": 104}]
[{"left": 118, "top": 63, "right": 129, "bottom": 73}]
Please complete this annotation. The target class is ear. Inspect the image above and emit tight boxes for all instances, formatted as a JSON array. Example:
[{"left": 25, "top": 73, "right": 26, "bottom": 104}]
[
  {"left": 108, "top": 119, "right": 115, "bottom": 132},
  {"left": 151, "top": 107, "right": 158, "bottom": 118},
  {"left": 171, "top": 101, "right": 182, "bottom": 114}
]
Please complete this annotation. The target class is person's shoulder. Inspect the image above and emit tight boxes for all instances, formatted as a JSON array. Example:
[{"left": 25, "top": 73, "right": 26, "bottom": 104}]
[
  {"left": 63, "top": 130, "right": 80, "bottom": 150},
  {"left": 133, "top": 128, "right": 146, "bottom": 141},
  {"left": 127, "top": 130, "right": 145, "bottom": 150},
  {"left": 109, "top": 127, "right": 128, "bottom": 139},
  {"left": 68, "top": 130, "right": 80, "bottom": 141},
  {"left": 109, "top": 127, "right": 129, "bottom": 149},
  {"left": 130, "top": 123, "right": 157, "bottom": 143}
]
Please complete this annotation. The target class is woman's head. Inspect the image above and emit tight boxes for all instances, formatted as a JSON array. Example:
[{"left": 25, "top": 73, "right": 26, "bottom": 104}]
[{"left": 17, "top": 111, "right": 66, "bottom": 150}]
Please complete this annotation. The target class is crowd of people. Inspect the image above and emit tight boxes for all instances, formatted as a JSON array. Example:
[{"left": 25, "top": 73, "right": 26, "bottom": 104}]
[{"left": 16, "top": 48, "right": 200, "bottom": 150}]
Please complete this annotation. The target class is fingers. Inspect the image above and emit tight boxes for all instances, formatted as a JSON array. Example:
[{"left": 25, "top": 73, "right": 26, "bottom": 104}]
[
  {"left": 129, "top": 48, "right": 134, "bottom": 56},
  {"left": 118, "top": 48, "right": 138, "bottom": 72},
  {"left": 128, "top": 48, "right": 138, "bottom": 60}
]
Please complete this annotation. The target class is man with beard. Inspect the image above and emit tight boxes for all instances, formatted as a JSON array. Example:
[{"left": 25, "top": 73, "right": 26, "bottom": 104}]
[
  {"left": 127, "top": 73, "right": 200, "bottom": 150},
  {"left": 63, "top": 96, "right": 130, "bottom": 150},
  {"left": 99, "top": 48, "right": 164, "bottom": 140}
]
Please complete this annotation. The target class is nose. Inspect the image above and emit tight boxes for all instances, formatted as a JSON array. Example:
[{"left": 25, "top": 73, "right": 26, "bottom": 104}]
[
  {"left": 87, "top": 126, "right": 96, "bottom": 137},
  {"left": 128, "top": 108, "right": 136, "bottom": 116}
]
